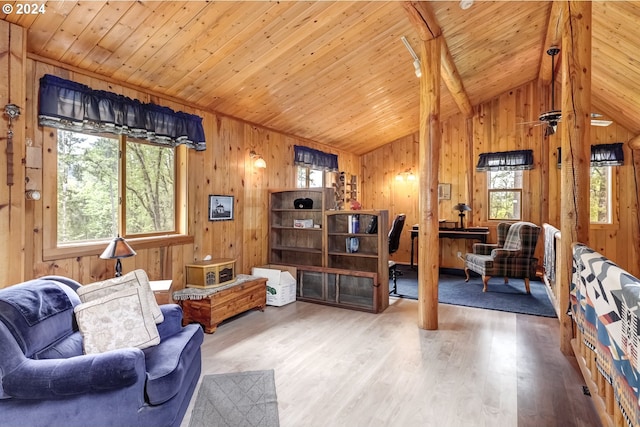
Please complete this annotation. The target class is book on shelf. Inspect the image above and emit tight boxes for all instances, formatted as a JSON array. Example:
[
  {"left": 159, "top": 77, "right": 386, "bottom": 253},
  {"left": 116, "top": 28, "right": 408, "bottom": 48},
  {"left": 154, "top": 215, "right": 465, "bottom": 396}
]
[{"left": 347, "top": 214, "right": 360, "bottom": 233}]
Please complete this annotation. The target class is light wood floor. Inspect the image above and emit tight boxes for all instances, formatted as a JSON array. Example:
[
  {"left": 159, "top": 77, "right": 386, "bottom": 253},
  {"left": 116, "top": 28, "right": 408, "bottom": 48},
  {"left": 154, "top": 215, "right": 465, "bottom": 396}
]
[{"left": 180, "top": 297, "right": 602, "bottom": 427}]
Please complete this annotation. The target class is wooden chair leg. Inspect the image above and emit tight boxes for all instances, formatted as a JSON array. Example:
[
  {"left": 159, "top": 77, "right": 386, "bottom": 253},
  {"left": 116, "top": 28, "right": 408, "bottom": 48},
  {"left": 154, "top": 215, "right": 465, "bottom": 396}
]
[
  {"left": 482, "top": 275, "right": 490, "bottom": 292},
  {"left": 504, "top": 277, "right": 509, "bottom": 283},
  {"left": 464, "top": 268, "right": 470, "bottom": 282},
  {"left": 524, "top": 278, "right": 531, "bottom": 294}
]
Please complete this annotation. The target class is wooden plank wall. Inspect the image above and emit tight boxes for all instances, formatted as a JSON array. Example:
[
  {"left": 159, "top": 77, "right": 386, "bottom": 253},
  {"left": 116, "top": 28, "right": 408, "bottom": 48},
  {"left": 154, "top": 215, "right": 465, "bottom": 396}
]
[
  {"left": 0, "top": 44, "right": 359, "bottom": 289},
  {"left": 360, "top": 79, "right": 640, "bottom": 278},
  {"left": 547, "top": 122, "right": 638, "bottom": 274},
  {"left": 0, "top": 21, "right": 26, "bottom": 286}
]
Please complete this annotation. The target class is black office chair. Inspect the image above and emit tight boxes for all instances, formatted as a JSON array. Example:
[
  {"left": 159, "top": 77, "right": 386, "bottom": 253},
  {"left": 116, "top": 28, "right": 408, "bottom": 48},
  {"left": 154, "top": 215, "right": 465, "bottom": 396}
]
[{"left": 388, "top": 213, "right": 406, "bottom": 295}]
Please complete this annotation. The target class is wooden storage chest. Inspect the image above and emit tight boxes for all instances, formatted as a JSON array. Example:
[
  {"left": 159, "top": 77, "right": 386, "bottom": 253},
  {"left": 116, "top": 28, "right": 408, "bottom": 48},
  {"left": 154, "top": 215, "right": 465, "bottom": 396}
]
[{"left": 180, "top": 277, "right": 267, "bottom": 333}]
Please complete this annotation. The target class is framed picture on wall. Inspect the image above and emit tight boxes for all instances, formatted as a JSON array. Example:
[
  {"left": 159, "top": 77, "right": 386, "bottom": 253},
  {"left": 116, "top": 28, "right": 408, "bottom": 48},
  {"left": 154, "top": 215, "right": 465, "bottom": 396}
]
[
  {"left": 438, "top": 183, "right": 451, "bottom": 200},
  {"left": 208, "top": 195, "right": 234, "bottom": 221}
]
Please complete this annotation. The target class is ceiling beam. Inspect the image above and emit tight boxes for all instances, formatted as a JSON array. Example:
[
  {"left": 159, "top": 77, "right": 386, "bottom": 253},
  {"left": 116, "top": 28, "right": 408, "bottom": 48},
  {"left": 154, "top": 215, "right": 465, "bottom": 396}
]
[
  {"left": 403, "top": 1, "right": 474, "bottom": 118},
  {"left": 539, "top": 1, "right": 564, "bottom": 84}
]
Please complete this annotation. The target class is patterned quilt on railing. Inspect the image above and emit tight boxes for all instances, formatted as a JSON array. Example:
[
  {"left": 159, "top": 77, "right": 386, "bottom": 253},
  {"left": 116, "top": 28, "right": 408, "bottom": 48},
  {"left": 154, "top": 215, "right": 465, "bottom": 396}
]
[{"left": 571, "top": 243, "right": 640, "bottom": 427}]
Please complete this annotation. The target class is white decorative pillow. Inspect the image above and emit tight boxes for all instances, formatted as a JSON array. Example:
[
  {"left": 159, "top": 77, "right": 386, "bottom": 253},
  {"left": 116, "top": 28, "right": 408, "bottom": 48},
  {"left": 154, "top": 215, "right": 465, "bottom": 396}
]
[
  {"left": 78, "top": 269, "right": 163, "bottom": 323},
  {"left": 74, "top": 287, "right": 160, "bottom": 354}
]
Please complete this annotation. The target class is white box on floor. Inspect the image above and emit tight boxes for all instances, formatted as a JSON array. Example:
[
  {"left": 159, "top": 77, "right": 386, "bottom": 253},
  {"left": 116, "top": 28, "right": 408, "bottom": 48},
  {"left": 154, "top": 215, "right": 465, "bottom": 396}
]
[{"left": 251, "top": 265, "right": 297, "bottom": 306}]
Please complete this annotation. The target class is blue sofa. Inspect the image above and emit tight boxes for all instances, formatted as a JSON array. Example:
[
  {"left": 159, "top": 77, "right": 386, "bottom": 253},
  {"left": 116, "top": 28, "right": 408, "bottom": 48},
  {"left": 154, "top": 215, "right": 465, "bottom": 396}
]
[{"left": 0, "top": 276, "right": 204, "bottom": 427}]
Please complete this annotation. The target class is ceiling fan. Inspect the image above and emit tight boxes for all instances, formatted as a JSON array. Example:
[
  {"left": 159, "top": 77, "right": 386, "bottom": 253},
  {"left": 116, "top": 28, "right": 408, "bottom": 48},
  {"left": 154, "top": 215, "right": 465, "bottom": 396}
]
[{"left": 531, "top": 47, "right": 612, "bottom": 137}]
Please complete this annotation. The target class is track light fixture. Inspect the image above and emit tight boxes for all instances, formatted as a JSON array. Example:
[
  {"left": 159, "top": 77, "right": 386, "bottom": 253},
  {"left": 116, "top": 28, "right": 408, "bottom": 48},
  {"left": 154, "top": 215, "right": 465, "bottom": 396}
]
[{"left": 401, "top": 36, "right": 422, "bottom": 78}]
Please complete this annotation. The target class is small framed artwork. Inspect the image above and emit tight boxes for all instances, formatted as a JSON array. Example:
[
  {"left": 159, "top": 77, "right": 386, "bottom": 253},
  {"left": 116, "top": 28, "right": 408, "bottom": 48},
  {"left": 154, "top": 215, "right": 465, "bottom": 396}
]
[
  {"left": 438, "top": 183, "right": 451, "bottom": 200},
  {"left": 208, "top": 195, "right": 234, "bottom": 221}
]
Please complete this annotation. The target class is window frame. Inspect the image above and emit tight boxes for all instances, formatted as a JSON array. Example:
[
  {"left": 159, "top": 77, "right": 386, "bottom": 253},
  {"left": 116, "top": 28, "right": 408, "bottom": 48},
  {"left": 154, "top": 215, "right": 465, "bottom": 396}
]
[
  {"left": 590, "top": 164, "right": 617, "bottom": 228},
  {"left": 43, "top": 129, "right": 191, "bottom": 261},
  {"left": 487, "top": 188, "right": 523, "bottom": 221},
  {"left": 296, "top": 165, "right": 331, "bottom": 188},
  {"left": 121, "top": 137, "right": 180, "bottom": 238},
  {"left": 486, "top": 169, "right": 524, "bottom": 221}
]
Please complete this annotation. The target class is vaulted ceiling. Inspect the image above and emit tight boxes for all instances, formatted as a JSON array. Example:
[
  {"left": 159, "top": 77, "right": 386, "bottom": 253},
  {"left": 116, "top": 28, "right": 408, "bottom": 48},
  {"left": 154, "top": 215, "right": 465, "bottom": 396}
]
[{"left": 3, "top": 1, "right": 640, "bottom": 154}]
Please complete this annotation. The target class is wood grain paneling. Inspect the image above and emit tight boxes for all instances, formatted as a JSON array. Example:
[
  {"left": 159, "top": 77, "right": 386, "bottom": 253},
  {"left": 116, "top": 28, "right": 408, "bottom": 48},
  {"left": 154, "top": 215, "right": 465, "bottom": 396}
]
[
  {"left": 0, "top": 56, "right": 357, "bottom": 288},
  {"left": 0, "top": 21, "right": 26, "bottom": 286},
  {"left": 10, "top": 1, "right": 629, "bottom": 156},
  {"left": 360, "top": 79, "right": 640, "bottom": 278},
  {"left": 2, "top": 4, "right": 640, "bottom": 290}
]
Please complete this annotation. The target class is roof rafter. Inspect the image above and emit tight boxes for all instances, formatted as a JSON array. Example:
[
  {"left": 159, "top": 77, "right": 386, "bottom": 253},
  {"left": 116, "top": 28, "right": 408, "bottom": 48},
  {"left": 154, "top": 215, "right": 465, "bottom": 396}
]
[
  {"left": 539, "top": 1, "right": 564, "bottom": 85},
  {"left": 402, "top": 1, "right": 473, "bottom": 118}
]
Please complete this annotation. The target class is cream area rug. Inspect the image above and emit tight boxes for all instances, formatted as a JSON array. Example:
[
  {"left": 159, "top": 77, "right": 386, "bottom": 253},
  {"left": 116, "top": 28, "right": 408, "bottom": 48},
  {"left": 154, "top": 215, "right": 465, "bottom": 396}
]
[{"left": 188, "top": 370, "right": 280, "bottom": 427}]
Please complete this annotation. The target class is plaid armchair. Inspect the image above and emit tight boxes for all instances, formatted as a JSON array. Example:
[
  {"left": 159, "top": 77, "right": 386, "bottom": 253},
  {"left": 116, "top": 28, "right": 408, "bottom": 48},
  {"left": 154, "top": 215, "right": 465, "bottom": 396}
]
[{"left": 464, "top": 222, "right": 541, "bottom": 293}]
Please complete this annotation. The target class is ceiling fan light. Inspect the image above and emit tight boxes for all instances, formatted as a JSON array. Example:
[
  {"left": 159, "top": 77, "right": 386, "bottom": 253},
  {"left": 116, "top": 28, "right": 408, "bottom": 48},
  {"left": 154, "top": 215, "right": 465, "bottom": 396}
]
[
  {"left": 459, "top": 0, "right": 474, "bottom": 10},
  {"left": 545, "top": 123, "right": 557, "bottom": 137}
]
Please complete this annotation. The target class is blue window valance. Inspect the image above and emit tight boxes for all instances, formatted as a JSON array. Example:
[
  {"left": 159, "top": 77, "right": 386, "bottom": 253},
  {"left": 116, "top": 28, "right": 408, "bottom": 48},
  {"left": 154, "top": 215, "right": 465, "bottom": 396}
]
[
  {"left": 38, "top": 74, "right": 206, "bottom": 151},
  {"left": 476, "top": 149, "right": 534, "bottom": 172},
  {"left": 294, "top": 145, "right": 338, "bottom": 171},
  {"left": 556, "top": 143, "right": 624, "bottom": 168}
]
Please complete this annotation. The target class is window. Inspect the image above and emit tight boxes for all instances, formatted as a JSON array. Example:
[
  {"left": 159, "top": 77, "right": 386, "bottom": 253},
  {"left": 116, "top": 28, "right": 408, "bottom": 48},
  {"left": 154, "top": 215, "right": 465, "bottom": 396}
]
[
  {"left": 293, "top": 145, "right": 338, "bottom": 188},
  {"left": 57, "top": 130, "right": 177, "bottom": 245},
  {"left": 590, "top": 166, "right": 612, "bottom": 224},
  {"left": 488, "top": 170, "right": 523, "bottom": 220},
  {"left": 296, "top": 166, "right": 327, "bottom": 188},
  {"left": 557, "top": 144, "right": 623, "bottom": 225}
]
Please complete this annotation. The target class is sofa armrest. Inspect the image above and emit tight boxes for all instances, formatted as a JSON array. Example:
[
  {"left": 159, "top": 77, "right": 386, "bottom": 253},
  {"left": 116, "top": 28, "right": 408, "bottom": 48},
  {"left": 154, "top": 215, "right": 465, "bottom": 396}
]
[
  {"left": 473, "top": 243, "right": 499, "bottom": 255},
  {"left": 491, "top": 248, "right": 520, "bottom": 258},
  {"left": 156, "top": 304, "right": 185, "bottom": 340},
  {"left": 3, "top": 348, "right": 145, "bottom": 399}
]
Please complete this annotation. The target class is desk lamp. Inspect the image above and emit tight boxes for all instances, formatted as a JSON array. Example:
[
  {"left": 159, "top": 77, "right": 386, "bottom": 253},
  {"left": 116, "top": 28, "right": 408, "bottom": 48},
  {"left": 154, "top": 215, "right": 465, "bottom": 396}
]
[
  {"left": 100, "top": 236, "right": 137, "bottom": 277},
  {"left": 453, "top": 203, "right": 472, "bottom": 229}
]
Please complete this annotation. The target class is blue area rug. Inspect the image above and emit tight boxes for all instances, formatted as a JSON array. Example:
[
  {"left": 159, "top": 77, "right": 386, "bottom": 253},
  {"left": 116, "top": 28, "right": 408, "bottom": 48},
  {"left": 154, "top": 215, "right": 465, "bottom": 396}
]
[{"left": 390, "top": 265, "right": 557, "bottom": 318}]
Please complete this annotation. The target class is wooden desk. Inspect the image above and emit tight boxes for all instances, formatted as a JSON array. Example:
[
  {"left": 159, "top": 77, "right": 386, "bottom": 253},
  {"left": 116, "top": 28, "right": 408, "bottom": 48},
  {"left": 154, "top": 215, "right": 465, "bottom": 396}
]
[{"left": 410, "top": 225, "right": 490, "bottom": 269}]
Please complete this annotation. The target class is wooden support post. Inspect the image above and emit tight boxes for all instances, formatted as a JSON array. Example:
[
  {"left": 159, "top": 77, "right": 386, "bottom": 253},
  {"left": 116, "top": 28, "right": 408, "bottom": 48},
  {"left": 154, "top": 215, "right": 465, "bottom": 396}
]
[
  {"left": 559, "top": 1, "right": 591, "bottom": 355},
  {"left": 628, "top": 135, "right": 640, "bottom": 273},
  {"left": 417, "top": 36, "right": 441, "bottom": 330},
  {"left": 465, "top": 117, "right": 474, "bottom": 225},
  {"left": 403, "top": 1, "right": 472, "bottom": 119}
]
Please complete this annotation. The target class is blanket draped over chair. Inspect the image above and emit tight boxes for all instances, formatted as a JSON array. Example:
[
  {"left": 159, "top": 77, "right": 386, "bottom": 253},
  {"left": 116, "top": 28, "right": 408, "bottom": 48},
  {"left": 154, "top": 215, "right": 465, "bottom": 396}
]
[{"left": 464, "top": 221, "right": 540, "bottom": 293}]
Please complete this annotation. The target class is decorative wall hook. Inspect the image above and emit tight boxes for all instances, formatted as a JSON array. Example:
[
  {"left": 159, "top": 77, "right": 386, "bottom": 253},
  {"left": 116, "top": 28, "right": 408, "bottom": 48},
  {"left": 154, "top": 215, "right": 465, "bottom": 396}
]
[
  {"left": 4, "top": 104, "right": 20, "bottom": 120},
  {"left": 3, "top": 104, "right": 21, "bottom": 187}
]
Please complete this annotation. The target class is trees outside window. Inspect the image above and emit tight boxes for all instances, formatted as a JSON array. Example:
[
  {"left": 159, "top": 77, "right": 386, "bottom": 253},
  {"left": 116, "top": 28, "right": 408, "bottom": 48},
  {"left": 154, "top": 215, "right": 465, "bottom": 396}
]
[
  {"left": 590, "top": 166, "right": 612, "bottom": 224},
  {"left": 57, "top": 130, "right": 176, "bottom": 245},
  {"left": 487, "top": 170, "right": 522, "bottom": 220},
  {"left": 485, "top": 166, "right": 613, "bottom": 224},
  {"left": 297, "top": 166, "right": 326, "bottom": 188},
  {"left": 125, "top": 140, "right": 175, "bottom": 234}
]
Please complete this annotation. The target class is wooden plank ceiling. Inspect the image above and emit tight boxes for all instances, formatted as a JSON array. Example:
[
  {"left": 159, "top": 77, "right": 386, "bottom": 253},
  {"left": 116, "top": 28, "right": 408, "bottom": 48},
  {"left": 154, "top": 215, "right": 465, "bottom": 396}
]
[{"left": 3, "top": 1, "right": 640, "bottom": 155}]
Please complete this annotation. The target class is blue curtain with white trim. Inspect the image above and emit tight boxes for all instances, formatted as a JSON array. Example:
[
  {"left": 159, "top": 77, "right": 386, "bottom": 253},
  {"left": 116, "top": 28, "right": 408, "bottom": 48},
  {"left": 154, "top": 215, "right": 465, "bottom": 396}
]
[
  {"left": 556, "top": 143, "right": 624, "bottom": 168},
  {"left": 38, "top": 74, "right": 206, "bottom": 151},
  {"left": 476, "top": 149, "right": 534, "bottom": 172},
  {"left": 294, "top": 145, "right": 338, "bottom": 171}
]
